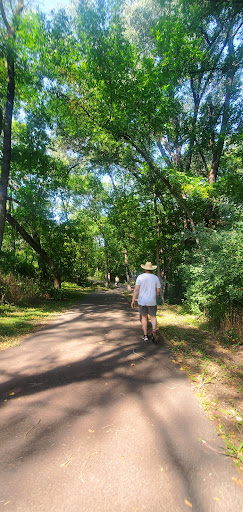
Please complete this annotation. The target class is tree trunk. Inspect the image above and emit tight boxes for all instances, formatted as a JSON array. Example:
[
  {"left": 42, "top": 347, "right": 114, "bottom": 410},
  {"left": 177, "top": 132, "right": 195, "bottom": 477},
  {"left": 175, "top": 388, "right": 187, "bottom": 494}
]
[
  {"left": 126, "top": 137, "right": 202, "bottom": 248},
  {"left": 209, "top": 36, "right": 236, "bottom": 183},
  {"left": 156, "top": 240, "right": 165, "bottom": 304},
  {"left": 186, "top": 78, "right": 200, "bottom": 172},
  {"left": 0, "top": 0, "right": 24, "bottom": 253},
  {"left": 6, "top": 213, "right": 61, "bottom": 289},
  {"left": 105, "top": 249, "right": 109, "bottom": 288},
  {"left": 124, "top": 247, "right": 132, "bottom": 292},
  {"left": 0, "top": 53, "right": 15, "bottom": 252},
  {"left": 160, "top": 270, "right": 167, "bottom": 305},
  {"left": 33, "top": 232, "right": 49, "bottom": 281},
  {"left": 153, "top": 186, "right": 165, "bottom": 303}
]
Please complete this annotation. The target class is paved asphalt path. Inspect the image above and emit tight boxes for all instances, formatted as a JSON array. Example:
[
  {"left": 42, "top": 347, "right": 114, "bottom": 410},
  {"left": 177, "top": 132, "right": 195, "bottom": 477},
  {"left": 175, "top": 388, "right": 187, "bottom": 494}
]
[{"left": 0, "top": 288, "right": 242, "bottom": 512}]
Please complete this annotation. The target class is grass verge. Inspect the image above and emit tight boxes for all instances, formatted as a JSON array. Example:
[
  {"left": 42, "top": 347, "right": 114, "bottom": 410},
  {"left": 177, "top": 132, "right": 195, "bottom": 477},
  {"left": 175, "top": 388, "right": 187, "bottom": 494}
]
[
  {"left": 0, "top": 282, "right": 93, "bottom": 351},
  {"left": 157, "top": 304, "right": 243, "bottom": 470}
]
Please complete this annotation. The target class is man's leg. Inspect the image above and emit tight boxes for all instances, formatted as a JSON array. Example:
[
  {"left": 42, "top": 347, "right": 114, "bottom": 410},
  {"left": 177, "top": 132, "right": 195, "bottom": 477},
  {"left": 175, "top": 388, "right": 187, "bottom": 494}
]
[
  {"left": 139, "top": 306, "right": 149, "bottom": 341},
  {"left": 150, "top": 316, "right": 157, "bottom": 331},
  {"left": 141, "top": 314, "right": 148, "bottom": 336},
  {"left": 150, "top": 316, "right": 158, "bottom": 341}
]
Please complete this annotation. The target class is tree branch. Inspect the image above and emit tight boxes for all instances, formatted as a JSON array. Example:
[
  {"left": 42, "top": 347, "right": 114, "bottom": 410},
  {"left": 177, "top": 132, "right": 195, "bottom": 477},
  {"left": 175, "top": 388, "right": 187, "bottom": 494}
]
[
  {"left": 157, "top": 139, "right": 172, "bottom": 166},
  {"left": 6, "top": 213, "right": 61, "bottom": 288},
  {"left": 122, "top": 134, "right": 200, "bottom": 243},
  {"left": 55, "top": 90, "right": 98, "bottom": 127},
  {"left": 0, "top": 0, "right": 10, "bottom": 32}
]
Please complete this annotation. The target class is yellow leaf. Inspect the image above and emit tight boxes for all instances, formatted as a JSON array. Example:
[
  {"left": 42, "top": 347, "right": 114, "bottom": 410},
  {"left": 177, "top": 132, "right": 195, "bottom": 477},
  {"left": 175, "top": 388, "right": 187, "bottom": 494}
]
[
  {"left": 88, "top": 429, "right": 95, "bottom": 433},
  {"left": 160, "top": 467, "right": 163, "bottom": 472},
  {"left": 131, "top": 363, "right": 136, "bottom": 366},
  {"left": 99, "top": 342, "right": 103, "bottom": 344},
  {"left": 185, "top": 500, "right": 192, "bottom": 507},
  {"left": 232, "top": 477, "right": 243, "bottom": 487},
  {"left": 9, "top": 392, "right": 15, "bottom": 396}
]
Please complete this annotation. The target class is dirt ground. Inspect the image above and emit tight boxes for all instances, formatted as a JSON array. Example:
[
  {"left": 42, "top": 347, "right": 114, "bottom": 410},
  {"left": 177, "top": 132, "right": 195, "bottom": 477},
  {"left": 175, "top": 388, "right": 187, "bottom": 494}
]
[{"left": 156, "top": 305, "right": 243, "bottom": 468}]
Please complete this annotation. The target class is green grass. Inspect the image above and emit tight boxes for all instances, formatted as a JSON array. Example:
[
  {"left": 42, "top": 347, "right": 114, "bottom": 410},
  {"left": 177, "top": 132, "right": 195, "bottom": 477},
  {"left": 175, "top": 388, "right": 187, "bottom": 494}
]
[
  {"left": 0, "top": 282, "right": 92, "bottom": 351},
  {"left": 157, "top": 304, "right": 243, "bottom": 469}
]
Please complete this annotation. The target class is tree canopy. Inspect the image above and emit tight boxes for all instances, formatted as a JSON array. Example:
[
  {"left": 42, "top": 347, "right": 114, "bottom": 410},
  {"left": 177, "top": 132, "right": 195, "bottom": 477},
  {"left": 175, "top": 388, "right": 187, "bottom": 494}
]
[{"left": 0, "top": 0, "right": 242, "bottom": 332}]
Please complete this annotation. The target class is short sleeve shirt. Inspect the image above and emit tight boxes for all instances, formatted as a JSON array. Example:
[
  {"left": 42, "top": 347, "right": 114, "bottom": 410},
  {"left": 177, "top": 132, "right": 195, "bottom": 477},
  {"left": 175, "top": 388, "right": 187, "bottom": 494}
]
[{"left": 136, "top": 273, "right": 161, "bottom": 306}]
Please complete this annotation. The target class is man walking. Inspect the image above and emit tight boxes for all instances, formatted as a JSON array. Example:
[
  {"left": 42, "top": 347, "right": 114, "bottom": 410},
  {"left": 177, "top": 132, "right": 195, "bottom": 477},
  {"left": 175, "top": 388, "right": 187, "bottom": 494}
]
[{"left": 131, "top": 261, "right": 161, "bottom": 343}]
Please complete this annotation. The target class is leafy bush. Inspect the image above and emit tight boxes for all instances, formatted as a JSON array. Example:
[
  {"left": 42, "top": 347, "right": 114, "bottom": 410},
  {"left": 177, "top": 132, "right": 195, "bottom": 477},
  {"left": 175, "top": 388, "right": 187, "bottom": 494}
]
[
  {"left": 0, "top": 251, "right": 37, "bottom": 277},
  {"left": 0, "top": 273, "right": 41, "bottom": 303},
  {"left": 0, "top": 273, "right": 64, "bottom": 304},
  {"left": 181, "top": 221, "right": 243, "bottom": 338}
]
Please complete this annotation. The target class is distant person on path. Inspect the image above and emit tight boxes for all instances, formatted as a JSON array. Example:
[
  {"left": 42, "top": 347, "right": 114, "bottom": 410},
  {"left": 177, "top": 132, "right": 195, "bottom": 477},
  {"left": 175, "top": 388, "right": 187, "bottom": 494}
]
[
  {"left": 115, "top": 275, "right": 120, "bottom": 287},
  {"left": 131, "top": 261, "right": 161, "bottom": 342}
]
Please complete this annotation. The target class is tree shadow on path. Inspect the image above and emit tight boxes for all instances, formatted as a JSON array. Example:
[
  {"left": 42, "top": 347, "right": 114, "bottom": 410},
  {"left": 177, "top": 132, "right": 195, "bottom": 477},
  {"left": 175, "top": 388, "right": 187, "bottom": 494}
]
[{"left": 0, "top": 290, "right": 241, "bottom": 512}]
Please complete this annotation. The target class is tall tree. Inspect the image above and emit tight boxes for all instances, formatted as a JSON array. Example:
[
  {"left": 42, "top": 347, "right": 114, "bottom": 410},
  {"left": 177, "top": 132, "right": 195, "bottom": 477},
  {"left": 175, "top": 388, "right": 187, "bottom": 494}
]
[
  {"left": 153, "top": 0, "right": 243, "bottom": 183},
  {"left": 0, "top": 0, "right": 24, "bottom": 252},
  {"left": 39, "top": 0, "right": 241, "bottom": 249}
]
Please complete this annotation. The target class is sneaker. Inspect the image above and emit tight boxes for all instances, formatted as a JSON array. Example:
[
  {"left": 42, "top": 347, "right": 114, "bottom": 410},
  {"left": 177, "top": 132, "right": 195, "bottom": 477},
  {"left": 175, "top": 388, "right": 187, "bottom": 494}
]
[
  {"left": 152, "top": 330, "right": 158, "bottom": 343},
  {"left": 142, "top": 335, "right": 149, "bottom": 342}
]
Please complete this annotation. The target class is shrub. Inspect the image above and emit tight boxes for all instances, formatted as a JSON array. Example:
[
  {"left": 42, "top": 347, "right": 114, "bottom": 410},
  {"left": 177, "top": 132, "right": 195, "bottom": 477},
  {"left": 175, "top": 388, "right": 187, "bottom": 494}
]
[
  {"left": 0, "top": 273, "right": 41, "bottom": 304},
  {"left": 181, "top": 221, "right": 243, "bottom": 339},
  {"left": 0, "top": 251, "right": 37, "bottom": 277}
]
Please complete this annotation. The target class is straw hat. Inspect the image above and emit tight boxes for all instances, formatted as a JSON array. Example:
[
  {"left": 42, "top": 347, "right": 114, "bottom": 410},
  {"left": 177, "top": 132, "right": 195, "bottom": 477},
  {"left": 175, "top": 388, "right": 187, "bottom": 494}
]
[{"left": 141, "top": 261, "right": 157, "bottom": 271}]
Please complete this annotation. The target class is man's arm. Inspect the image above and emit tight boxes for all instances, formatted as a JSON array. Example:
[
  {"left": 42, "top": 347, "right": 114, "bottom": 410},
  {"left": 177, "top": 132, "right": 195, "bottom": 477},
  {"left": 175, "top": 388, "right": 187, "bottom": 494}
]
[
  {"left": 156, "top": 287, "right": 161, "bottom": 299},
  {"left": 131, "top": 284, "right": 140, "bottom": 308}
]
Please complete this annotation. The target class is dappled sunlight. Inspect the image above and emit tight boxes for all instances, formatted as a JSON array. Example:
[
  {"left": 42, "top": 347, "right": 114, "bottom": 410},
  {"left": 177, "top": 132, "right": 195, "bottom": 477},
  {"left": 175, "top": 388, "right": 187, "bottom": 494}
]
[
  {"left": 0, "top": 290, "right": 241, "bottom": 511},
  {"left": 157, "top": 305, "right": 202, "bottom": 330},
  {"left": 0, "top": 288, "right": 183, "bottom": 479},
  {"left": 156, "top": 305, "right": 243, "bottom": 457}
]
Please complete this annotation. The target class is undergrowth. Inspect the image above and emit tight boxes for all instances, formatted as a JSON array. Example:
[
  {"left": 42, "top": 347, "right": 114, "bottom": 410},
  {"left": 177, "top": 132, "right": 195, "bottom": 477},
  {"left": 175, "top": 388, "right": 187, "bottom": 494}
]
[{"left": 157, "top": 304, "right": 243, "bottom": 470}]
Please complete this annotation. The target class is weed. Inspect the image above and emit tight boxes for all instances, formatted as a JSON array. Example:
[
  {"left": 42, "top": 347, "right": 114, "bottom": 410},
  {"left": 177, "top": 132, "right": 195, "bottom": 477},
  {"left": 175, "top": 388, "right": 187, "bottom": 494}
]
[{"left": 225, "top": 439, "right": 243, "bottom": 465}]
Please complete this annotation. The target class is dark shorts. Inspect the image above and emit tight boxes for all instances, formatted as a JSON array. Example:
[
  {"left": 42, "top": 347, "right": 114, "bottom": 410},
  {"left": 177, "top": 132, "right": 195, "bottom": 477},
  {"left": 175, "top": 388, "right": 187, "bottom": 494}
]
[{"left": 139, "top": 305, "right": 157, "bottom": 317}]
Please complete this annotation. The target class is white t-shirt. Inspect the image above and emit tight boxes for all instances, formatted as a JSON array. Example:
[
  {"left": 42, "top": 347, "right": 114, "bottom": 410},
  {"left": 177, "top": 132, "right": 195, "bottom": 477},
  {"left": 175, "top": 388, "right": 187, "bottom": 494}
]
[{"left": 136, "top": 273, "right": 161, "bottom": 306}]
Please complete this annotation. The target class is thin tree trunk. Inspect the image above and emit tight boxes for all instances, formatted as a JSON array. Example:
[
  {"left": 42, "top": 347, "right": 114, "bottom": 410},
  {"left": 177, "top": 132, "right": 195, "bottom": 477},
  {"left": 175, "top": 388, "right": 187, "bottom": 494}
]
[
  {"left": 153, "top": 185, "right": 165, "bottom": 303},
  {"left": 6, "top": 213, "right": 61, "bottom": 289},
  {"left": 209, "top": 36, "right": 236, "bottom": 183},
  {"left": 160, "top": 270, "right": 167, "bottom": 304},
  {"left": 105, "top": 249, "right": 109, "bottom": 288},
  {"left": 0, "top": 0, "right": 24, "bottom": 253},
  {"left": 156, "top": 240, "right": 165, "bottom": 304},
  {"left": 125, "top": 136, "right": 202, "bottom": 249},
  {"left": 186, "top": 77, "right": 200, "bottom": 172},
  {"left": 33, "top": 232, "right": 49, "bottom": 281},
  {"left": 0, "top": 53, "right": 15, "bottom": 252},
  {"left": 125, "top": 247, "right": 132, "bottom": 292}
]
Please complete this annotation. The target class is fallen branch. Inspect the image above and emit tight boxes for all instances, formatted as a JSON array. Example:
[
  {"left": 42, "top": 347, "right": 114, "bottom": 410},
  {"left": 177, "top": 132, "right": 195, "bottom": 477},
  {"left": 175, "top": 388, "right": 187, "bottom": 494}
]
[
  {"left": 197, "top": 372, "right": 218, "bottom": 390},
  {"left": 24, "top": 419, "right": 41, "bottom": 440},
  {"left": 201, "top": 439, "right": 238, "bottom": 459},
  {"left": 133, "top": 349, "right": 146, "bottom": 359}
]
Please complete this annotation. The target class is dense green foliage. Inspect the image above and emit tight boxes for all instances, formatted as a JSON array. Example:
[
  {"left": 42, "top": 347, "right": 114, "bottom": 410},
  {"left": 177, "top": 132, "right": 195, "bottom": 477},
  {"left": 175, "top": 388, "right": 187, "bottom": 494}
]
[
  {"left": 182, "top": 213, "right": 243, "bottom": 323},
  {"left": 0, "top": 0, "right": 242, "bottom": 336}
]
